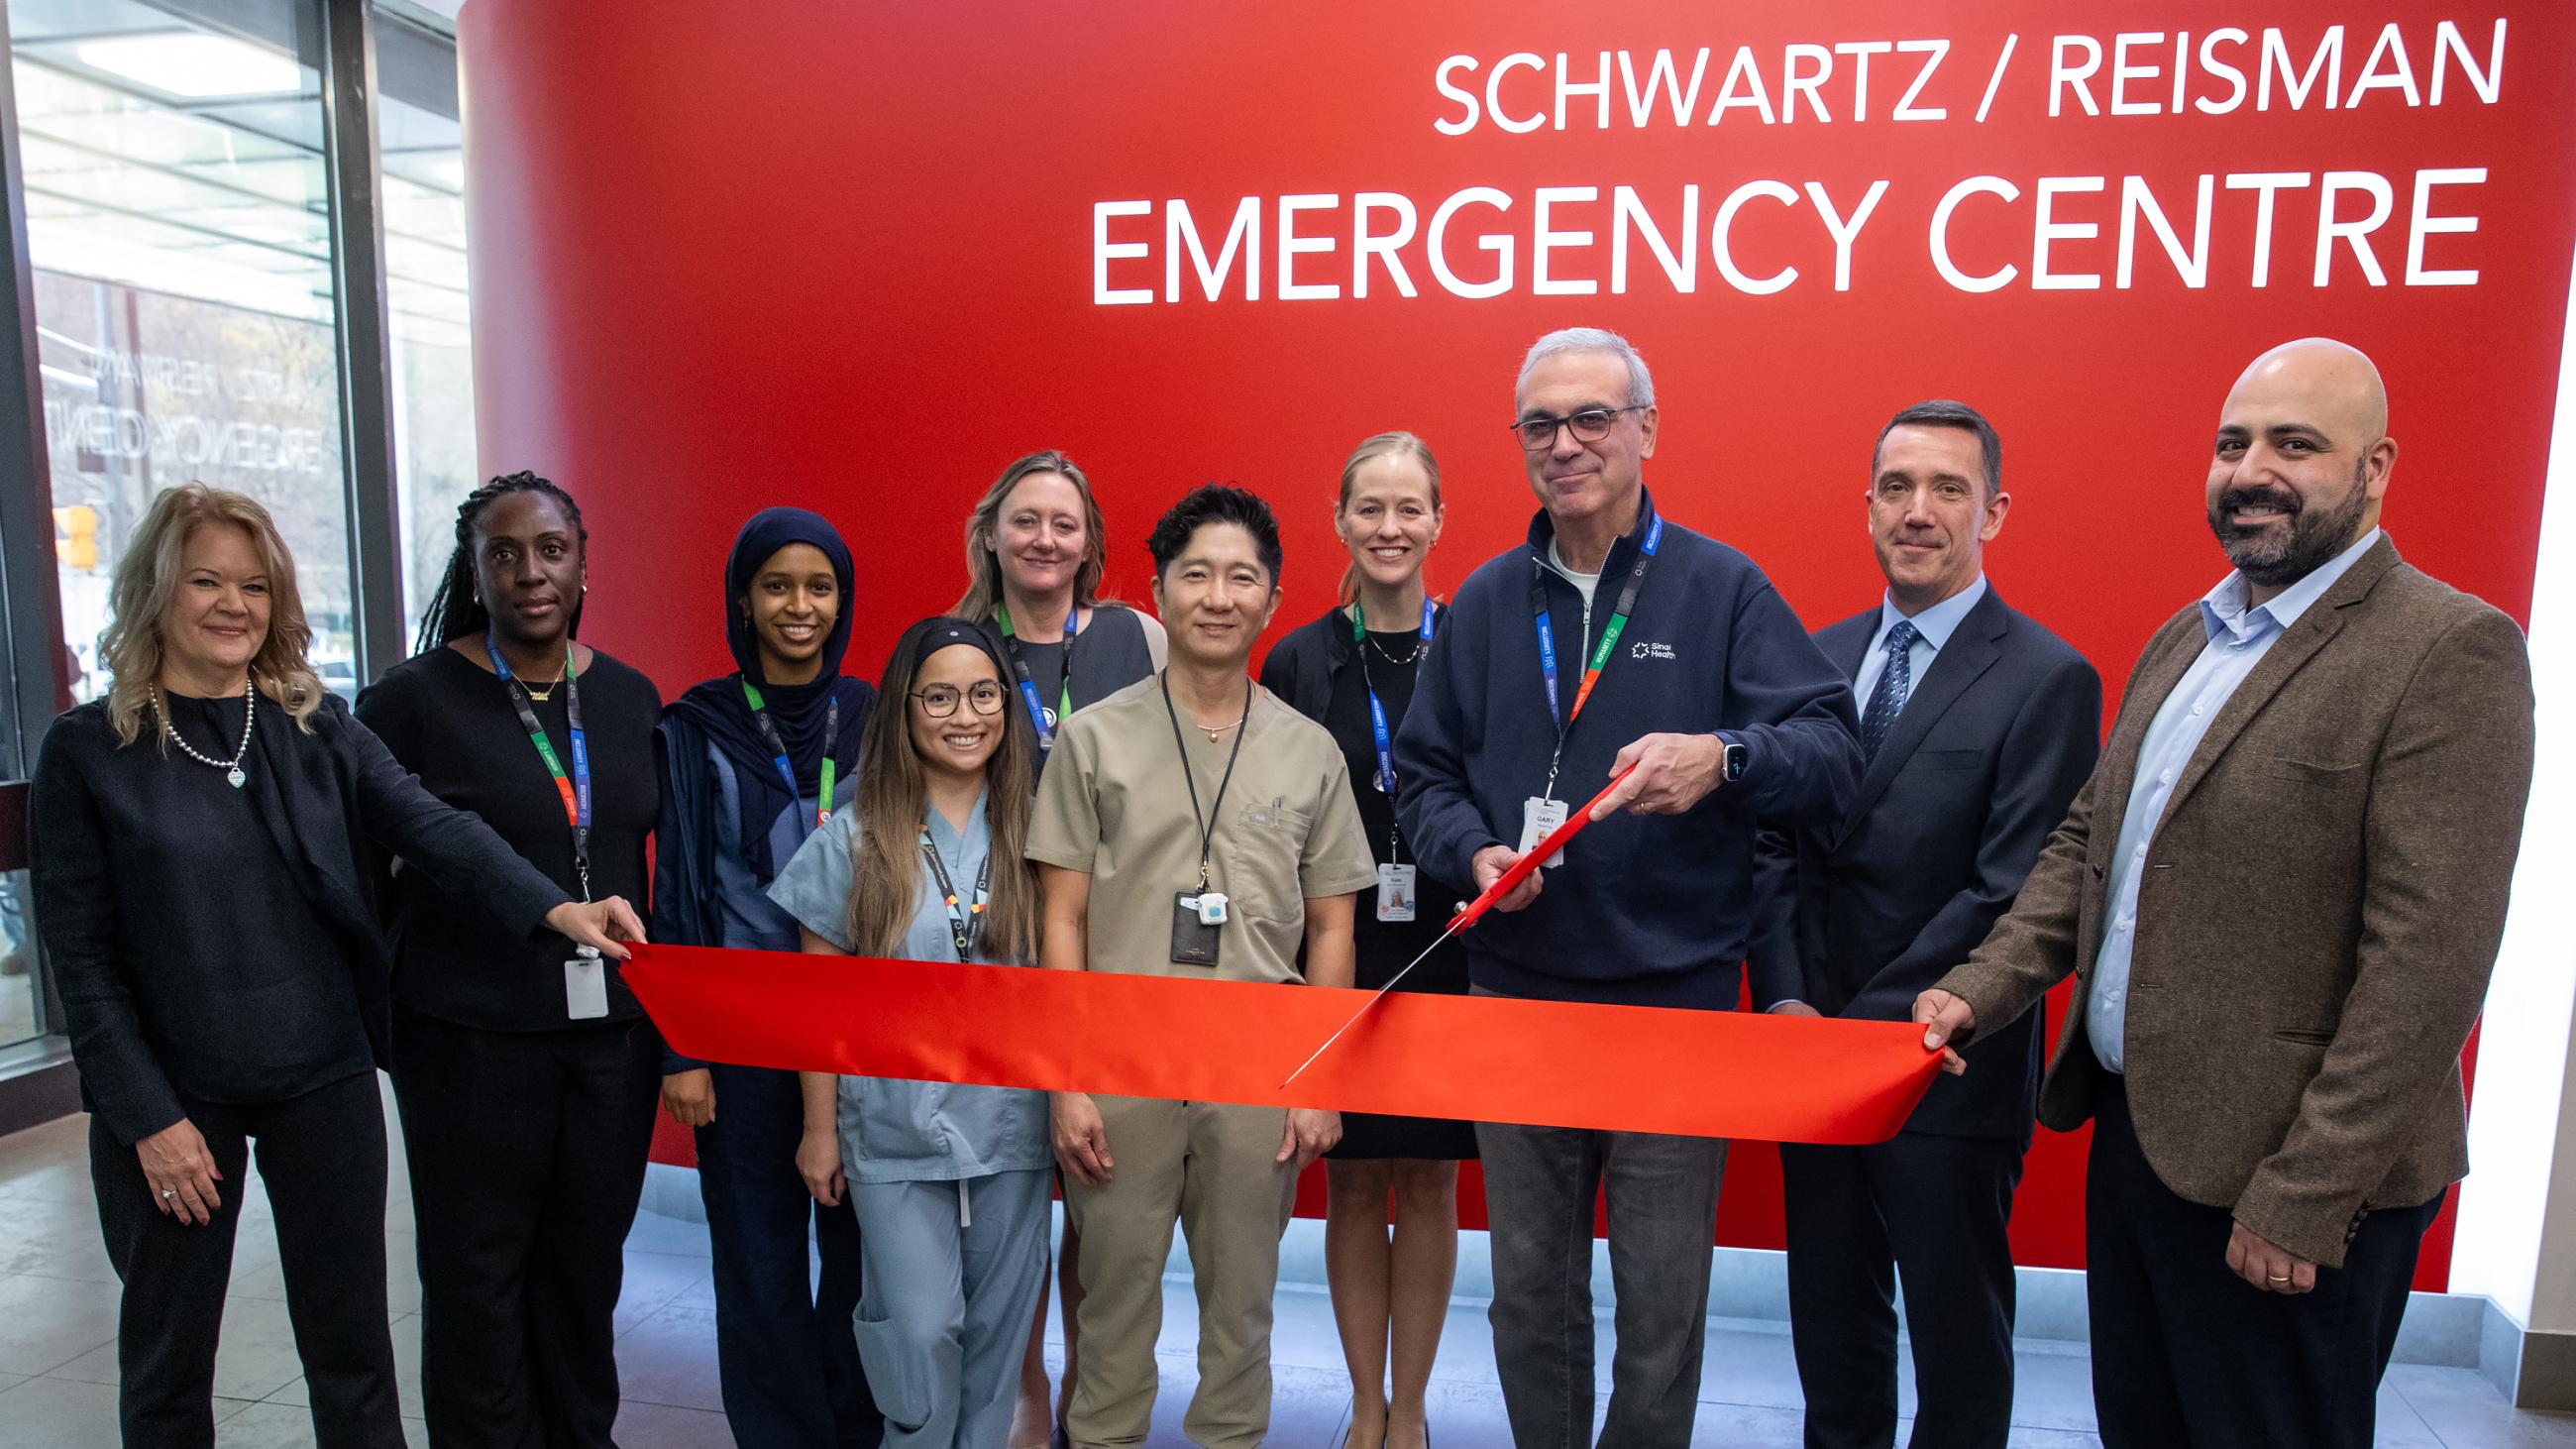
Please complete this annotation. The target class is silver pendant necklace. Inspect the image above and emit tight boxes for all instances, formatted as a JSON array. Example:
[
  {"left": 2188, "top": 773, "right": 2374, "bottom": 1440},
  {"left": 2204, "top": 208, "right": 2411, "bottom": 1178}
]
[{"left": 155, "top": 675, "right": 257, "bottom": 787}]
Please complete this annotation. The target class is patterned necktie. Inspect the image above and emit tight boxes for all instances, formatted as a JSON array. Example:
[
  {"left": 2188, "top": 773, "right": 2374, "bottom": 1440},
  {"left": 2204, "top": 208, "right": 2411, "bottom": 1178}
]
[{"left": 1861, "top": 619, "right": 1920, "bottom": 761}]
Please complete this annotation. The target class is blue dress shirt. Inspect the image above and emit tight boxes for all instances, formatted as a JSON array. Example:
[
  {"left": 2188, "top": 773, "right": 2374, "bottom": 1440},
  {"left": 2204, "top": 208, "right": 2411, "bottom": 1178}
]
[
  {"left": 2086, "top": 528, "right": 2384, "bottom": 1072},
  {"left": 1854, "top": 575, "right": 1989, "bottom": 709}
]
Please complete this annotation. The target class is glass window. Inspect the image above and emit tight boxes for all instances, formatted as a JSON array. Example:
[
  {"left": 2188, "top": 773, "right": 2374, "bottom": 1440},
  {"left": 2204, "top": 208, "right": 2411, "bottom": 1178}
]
[
  {"left": 376, "top": 17, "right": 474, "bottom": 648},
  {"left": 10, "top": 0, "right": 352, "bottom": 699}
]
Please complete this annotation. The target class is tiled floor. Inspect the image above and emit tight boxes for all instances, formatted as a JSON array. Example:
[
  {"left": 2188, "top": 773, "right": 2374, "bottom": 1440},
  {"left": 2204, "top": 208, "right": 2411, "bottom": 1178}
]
[{"left": 3, "top": 1101, "right": 2572, "bottom": 1447}]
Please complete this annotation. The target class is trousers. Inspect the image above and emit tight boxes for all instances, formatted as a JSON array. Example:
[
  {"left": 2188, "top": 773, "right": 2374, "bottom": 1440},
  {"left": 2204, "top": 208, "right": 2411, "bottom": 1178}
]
[
  {"left": 90, "top": 1070, "right": 403, "bottom": 1449},
  {"left": 390, "top": 1009, "right": 659, "bottom": 1449},
  {"left": 696, "top": 1062, "right": 878, "bottom": 1446},
  {"left": 1062, "top": 1097, "right": 1297, "bottom": 1449},
  {"left": 2087, "top": 1075, "right": 2438, "bottom": 1449},
  {"left": 848, "top": 1170, "right": 1051, "bottom": 1449},
  {"left": 1476, "top": 1118, "right": 1727, "bottom": 1449}
]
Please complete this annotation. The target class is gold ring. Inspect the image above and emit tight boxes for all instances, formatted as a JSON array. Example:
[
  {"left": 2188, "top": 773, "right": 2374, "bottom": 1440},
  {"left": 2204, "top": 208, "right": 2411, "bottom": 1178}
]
[{"left": 2266, "top": 1273, "right": 2291, "bottom": 1282}]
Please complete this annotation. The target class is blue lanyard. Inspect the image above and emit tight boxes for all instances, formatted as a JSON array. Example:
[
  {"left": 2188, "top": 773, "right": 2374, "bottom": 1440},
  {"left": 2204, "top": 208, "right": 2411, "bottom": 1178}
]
[
  {"left": 996, "top": 604, "right": 1080, "bottom": 746},
  {"left": 1534, "top": 513, "right": 1663, "bottom": 730},
  {"left": 1351, "top": 599, "right": 1436, "bottom": 796},
  {"left": 484, "top": 634, "right": 591, "bottom": 897}
]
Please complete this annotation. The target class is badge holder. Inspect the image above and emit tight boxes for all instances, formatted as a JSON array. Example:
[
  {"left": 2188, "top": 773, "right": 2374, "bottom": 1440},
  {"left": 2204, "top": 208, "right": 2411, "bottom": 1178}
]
[
  {"left": 565, "top": 942, "right": 609, "bottom": 1019},
  {"left": 1170, "top": 890, "right": 1227, "bottom": 966}
]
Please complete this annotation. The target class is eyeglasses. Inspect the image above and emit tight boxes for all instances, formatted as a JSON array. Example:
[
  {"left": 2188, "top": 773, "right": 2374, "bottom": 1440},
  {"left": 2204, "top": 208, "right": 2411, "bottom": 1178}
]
[
  {"left": 910, "top": 682, "right": 1008, "bottom": 718},
  {"left": 1509, "top": 405, "right": 1646, "bottom": 452}
]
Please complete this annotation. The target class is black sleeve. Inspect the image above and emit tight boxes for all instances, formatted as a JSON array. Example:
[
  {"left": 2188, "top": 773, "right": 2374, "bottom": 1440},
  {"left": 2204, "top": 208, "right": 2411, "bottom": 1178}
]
[
  {"left": 332, "top": 697, "right": 570, "bottom": 938},
  {"left": 1258, "top": 630, "right": 1304, "bottom": 713},
  {"left": 30, "top": 721, "right": 185, "bottom": 1144},
  {"left": 1745, "top": 824, "right": 1804, "bottom": 1011},
  {"left": 1845, "top": 654, "right": 2103, "bottom": 1020},
  {"left": 1720, "top": 582, "right": 1864, "bottom": 829},
  {"left": 648, "top": 719, "right": 708, "bottom": 1076}
]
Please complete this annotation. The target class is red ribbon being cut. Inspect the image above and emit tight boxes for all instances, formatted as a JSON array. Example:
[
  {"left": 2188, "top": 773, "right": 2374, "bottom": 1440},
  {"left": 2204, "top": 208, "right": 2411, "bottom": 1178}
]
[{"left": 624, "top": 946, "right": 1941, "bottom": 1145}]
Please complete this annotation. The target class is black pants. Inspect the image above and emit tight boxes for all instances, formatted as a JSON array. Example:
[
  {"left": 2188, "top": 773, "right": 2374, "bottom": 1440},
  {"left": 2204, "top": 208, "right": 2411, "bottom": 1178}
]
[
  {"left": 90, "top": 1070, "right": 403, "bottom": 1449},
  {"left": 1780, "top": 1131, "right": 2024, "bottom": 1449},
  {"left": 390, "top": 1008, "right": 660, "bottom": 1449},
  {"left": 696, "top": 1062, "right": 880, "bottom": 1447},
  {"left": 2087, "top": 1076, "right": 2439, "bottom": 1449}
]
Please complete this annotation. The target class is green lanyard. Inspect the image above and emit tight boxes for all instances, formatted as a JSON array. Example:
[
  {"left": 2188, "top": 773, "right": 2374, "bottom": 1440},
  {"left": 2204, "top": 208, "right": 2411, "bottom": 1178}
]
[{"left": 741, "top": 680, "right": 839, "bottom": 831}]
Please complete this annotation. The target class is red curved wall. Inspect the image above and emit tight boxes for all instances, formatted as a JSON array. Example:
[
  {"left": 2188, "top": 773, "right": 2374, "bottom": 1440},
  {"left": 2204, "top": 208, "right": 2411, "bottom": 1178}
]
[{"left": 459, "top": 0, "right": 2576, "bottom": 1288}]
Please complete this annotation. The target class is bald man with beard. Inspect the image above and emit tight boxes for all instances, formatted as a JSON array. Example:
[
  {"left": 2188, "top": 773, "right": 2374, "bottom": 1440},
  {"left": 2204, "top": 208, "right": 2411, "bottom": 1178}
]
[{"left": 1915, "top": 339, "right": 2535, "bottom": 1448}]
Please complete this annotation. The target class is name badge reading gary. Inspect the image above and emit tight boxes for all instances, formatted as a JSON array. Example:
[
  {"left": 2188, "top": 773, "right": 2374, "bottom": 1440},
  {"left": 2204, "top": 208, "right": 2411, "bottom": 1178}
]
[
  {"left": 565, "top": 944, "right": 609, "bottom": 1020},
  {"left": 1518, "top": 796, "right": 1570, "bottom": 868},
  {"left": 1170, "top": 891, "right": 1228, "bottom": 967},
  {"left": 1376, "top": 863, "right": 1418, "bottom": 923}
]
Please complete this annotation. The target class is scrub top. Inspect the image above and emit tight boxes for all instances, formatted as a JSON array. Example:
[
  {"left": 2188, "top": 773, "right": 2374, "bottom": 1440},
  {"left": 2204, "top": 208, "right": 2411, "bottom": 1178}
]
[{"left": 768, "top": 787, "right": 1050, "bottom": 1183}]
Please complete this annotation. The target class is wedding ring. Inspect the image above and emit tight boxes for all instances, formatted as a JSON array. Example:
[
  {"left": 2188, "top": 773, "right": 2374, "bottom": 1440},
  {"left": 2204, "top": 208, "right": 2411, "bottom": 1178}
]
[{"left": 2266, "top": 1273, "right": 2291, "bottom": 1282}]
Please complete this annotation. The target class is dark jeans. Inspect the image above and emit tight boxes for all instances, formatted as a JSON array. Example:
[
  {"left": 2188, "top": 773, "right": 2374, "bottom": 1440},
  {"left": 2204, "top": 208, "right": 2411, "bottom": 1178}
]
[
  {"left": 2088, "top": 1075, "right": 2439, "bottom": 1449},
  {"left": 90, "top": 1070, "right": 403, "bottom": 1449},
  {"left": 1475, "top": 1119, "right": 1727, "bottom": 1449},
  {"left": 696, "top": 1062, "right": 880, "bottom": 1447},
  {"left": 1780, "top": 1133, "right": 2025, "bottom": 1449},
  {"left": 390, "top": 1009, "right": 660, "bottom": 1449}
]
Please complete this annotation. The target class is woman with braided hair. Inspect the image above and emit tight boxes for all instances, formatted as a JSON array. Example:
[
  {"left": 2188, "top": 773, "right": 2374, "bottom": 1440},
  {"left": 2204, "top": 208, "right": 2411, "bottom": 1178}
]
[{"left": 357, "top": 471, "right": 668, "bottom": 1448}]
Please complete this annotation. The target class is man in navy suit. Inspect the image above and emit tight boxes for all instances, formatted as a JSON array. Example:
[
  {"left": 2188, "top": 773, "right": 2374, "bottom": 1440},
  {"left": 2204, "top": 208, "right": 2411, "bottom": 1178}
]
[{"left": 1752, "top": 399, "right": 2101, "bottom": 1449}]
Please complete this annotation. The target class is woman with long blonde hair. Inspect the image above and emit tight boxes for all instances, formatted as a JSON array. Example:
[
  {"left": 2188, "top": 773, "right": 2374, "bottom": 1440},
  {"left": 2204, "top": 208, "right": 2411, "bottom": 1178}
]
[
  {"left": 954, "top": 449, "right": 1162, "bottom": 1447},
  {"left": 1257, "top": 432, "right": 1469, "bottom": 1449},
  {"left": 30, "top": 483, "right": 638, "bottom": 1447},
  {"left": 770, "top": 616, "right": 1052, "bottom": 1449}
]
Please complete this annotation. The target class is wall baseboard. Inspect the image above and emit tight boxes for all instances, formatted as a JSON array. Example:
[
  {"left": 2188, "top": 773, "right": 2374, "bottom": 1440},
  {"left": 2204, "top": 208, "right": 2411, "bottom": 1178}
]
[{"left": 635, "top": 1165, "right": 2554, "bottom": 1392}]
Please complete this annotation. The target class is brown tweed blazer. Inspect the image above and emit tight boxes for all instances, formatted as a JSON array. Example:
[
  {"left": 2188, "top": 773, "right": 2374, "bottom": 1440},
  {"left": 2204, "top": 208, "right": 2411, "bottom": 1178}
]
[{"left": 1936, "top": 536, "right": 2533, "bottom": 1268}]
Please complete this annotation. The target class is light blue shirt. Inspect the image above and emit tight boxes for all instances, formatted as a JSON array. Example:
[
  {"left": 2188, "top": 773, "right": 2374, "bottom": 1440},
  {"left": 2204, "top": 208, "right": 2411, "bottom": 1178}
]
[
  {"left": 708, "top": 742, "right": 858, "bottom": 951},
  {"left": 1853, "top": 575, "right": 1988, "bottom": 709},
  {"left": 767, "top": 787, "right": 1051, "bottom": 1182},
  {"left": 2087, "top": 528, "right": 2383, "bottom": 1071}
]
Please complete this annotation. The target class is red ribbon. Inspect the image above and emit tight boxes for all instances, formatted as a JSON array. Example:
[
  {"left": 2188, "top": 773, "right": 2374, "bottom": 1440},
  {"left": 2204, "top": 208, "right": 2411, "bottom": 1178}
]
[{"left": 624, "top": 945, "right": 1941, "bottom": 1145}]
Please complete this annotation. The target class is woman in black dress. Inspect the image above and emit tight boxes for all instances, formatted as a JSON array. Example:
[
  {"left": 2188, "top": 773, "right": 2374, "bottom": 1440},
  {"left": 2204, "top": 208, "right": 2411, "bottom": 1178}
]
[
  {"left": 355, "top": 471, "right": 665, "bottom": 1448},
  {"left": 31, "top": 483, "right": 639, "bottom": 1448},
  {"left": 1258, "top": 432, "right": 1469, "bottom": 1449}
]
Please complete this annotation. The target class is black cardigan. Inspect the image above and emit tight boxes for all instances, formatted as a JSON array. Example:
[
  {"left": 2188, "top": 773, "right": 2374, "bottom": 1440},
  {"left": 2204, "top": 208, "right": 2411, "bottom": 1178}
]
[{"left": 30, "top": 692, "right": 569, "bottom": 1144}]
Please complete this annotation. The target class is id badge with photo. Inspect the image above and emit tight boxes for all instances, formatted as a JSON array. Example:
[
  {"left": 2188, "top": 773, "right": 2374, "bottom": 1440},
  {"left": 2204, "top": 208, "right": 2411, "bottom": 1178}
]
[
  {"left": 565, "top": 947, "right": 609, "bottom": 1020},
  {"left": 1519, "top": 796, "right": 1570, "bottom": 868},
  {"left": 1376, "top": 863, "right": 1419, "bottom": 923}
]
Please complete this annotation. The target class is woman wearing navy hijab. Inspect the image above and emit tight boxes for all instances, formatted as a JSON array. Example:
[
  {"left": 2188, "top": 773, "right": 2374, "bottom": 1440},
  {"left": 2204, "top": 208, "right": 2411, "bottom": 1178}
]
[{"left": 653, "top": 507, "right": 883, "bottom": 1448}]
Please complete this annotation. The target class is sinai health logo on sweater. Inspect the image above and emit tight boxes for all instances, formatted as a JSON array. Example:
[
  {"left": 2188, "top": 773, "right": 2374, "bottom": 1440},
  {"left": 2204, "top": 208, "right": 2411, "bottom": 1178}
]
[{"left": 1631, "top": 640, "right": 1677, "bottom": 661}]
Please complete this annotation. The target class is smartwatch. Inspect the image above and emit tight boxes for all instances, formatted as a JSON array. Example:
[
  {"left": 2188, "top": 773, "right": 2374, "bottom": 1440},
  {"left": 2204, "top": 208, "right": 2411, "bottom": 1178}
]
[{"left": 1718, "top": 735, "right": 1750, "bottom": 783}]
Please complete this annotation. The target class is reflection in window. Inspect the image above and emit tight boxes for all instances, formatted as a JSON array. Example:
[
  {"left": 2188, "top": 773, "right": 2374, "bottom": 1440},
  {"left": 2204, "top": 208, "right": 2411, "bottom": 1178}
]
[{"left": 12, "top": 0, "right": 351, "bottom": 699}]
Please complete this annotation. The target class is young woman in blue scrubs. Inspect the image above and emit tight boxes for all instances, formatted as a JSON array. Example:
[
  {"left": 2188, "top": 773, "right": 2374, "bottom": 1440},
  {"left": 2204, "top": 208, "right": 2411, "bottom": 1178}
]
[
  {"left": 653, "top": 508, "right": 881, "bottom": 1448},
  {"left": 772, "top": 616, "right": 1052, "bottom": 1449}
]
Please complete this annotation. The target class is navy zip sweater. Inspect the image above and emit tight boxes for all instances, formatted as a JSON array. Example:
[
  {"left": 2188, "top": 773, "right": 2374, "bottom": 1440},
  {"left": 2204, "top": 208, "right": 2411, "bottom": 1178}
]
[{"left": 1392, "top": 488, "right": 1861, "bottom": 1008}]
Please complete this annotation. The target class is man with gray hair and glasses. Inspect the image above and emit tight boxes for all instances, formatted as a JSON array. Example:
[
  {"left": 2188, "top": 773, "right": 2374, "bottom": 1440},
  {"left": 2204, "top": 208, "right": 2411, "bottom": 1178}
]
[{"left": 1395, "top": 327, "right": 1862, "bottom": 1446}]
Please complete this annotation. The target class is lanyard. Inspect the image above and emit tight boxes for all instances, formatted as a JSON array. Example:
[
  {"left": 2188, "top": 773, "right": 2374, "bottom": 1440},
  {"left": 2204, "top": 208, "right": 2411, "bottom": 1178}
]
[
  {"left": 917, "top": 828, "right": 993, "bottom": 963},
  {"left": 1158, "top": 671, "right": 1252, "bottom": 893},
  {"left": 1531, "top": 512, "right": 1663, "bottom": 796},
  {"left": 484, "top": 634, "right": 591, "bottom": 901},
  {"left": 1350, "top": 599, "right": 1436, "bottom": 799},
  {"left": 996, "top": 604, "right": 1080, "bottom": 746},
  {"left": 740, "top": 680, "right": 839, "bottom": 831}
]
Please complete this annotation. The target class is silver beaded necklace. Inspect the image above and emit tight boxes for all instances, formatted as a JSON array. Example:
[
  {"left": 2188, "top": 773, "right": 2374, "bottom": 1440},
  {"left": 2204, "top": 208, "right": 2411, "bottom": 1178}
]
[{"left": 153, "top": 675, "right": 257, "bottom": 788}]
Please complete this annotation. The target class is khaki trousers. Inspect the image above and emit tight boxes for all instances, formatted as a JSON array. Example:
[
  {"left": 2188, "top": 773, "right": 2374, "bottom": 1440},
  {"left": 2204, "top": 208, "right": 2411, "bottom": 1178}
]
[{"left": 1062, "top": 1096, "right": 1297, "bottom": 1449}]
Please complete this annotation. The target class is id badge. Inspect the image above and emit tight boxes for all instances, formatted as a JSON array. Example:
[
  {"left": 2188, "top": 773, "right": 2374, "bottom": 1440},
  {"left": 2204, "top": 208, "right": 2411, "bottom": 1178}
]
[
  {"left": 1519, "top": 796, "right": 1570, "bottom": 868},
  {"left": 565, "top": 949, "right": 609, "bottom": 1020},
  {"left": 1170, "top": 892, "right": 1224, "bottom": 967},
  {"left": 1376, "top": 863, "right": 1418, "bottom": 923}
]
